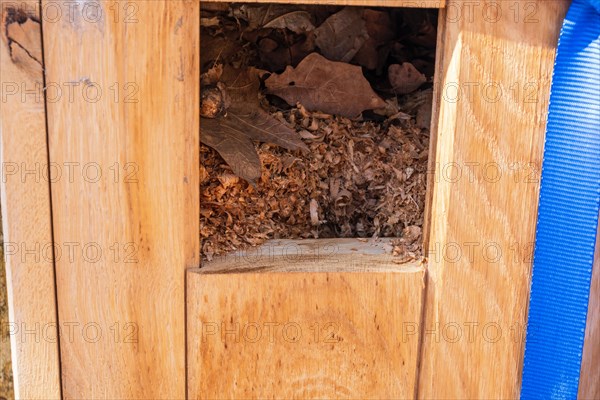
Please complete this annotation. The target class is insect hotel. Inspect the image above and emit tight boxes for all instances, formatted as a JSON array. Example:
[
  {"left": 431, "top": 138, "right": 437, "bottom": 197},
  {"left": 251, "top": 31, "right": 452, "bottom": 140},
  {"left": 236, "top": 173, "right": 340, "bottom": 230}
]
[{"left": 0, "top": 0, "right": 598, "bottom": 398}]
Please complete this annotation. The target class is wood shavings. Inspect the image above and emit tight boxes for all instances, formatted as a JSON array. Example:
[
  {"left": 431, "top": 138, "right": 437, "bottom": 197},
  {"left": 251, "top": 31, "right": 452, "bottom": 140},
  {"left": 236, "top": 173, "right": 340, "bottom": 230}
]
[{"left": 201, "top": 97, "right": 430, "bottom": 261}]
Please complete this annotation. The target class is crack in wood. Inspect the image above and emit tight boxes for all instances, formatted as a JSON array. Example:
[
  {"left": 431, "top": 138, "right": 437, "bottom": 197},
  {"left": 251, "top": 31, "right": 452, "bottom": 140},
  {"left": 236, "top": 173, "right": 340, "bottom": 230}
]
[{"left": 3, "top": 7, "right": 43, "bottom": 67}]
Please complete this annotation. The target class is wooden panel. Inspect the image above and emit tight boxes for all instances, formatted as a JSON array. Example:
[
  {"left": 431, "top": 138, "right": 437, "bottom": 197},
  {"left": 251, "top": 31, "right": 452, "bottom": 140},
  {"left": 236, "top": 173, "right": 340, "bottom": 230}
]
[
  {"left": 421, "top": 6, "right": 446, "bottom": 250},
  {"left": 42, "top": 1, "right": 199, "bottom": 397},
  {"left": 579, "top": 216, "right": 600, "bottom": 400},
  {"left": 0, "top": 248, "right": 15, "bottom": 399},
  {"left": 202, "top": 0, "right": 445, "bottom": 8},
  {"left": 0, "top": 1, "right": 61, "bottom": 398},
  {"left": 418, "top": 1, "right": 569, "bottom": 398},
  {"left": 202, "top": 238, "right": 425, "bottom": 273},
  {"left": 189, "top": 239, "right": 425, "bottom": 399}
]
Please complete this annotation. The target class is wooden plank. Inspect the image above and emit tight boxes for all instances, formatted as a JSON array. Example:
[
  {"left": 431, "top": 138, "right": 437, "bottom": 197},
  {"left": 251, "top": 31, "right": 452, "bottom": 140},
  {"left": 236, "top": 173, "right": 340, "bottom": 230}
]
[
  {"left": 418, "top": 1, "right": 569, "bottom": 398},
  {"left": 0, "top": 1, "right": 62, "bottom": 398},
  {"left": 422, "top": 9, "right": 446, "bottom": 250},
  {"left": 0, "top": 245, "right": 15, "bottom": 400},
  {"left": 189, "top": 240, "right": 425, "bottom": 399},
  {"left": 42, "top": 1, "right": 199, "bottom": 397},
  {"left": 202, "top": 0, "right": 445, "bottom": 8},
  {"left": 203, "top": 238, "right": 425, "bottom": 273},
  {"left": 579, "top": 216, "right": 600, "bottom": 400}
]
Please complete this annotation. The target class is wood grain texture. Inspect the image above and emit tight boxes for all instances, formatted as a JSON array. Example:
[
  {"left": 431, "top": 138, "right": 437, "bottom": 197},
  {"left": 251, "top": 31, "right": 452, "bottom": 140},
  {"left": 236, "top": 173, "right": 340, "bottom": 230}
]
[
  {"left": 0, "top": 1, "right": 62, "bottom": 398},
  {"left": 189, "top": 241, "right": 425, "bottom": 399},
  {"left": 579, "top": 216, "right": 600, "bottom": 400},
  {"left": 202, "top": 238, "right": 426, "bottom": 273},
  {"left": 42, "top": 1, "right": 199, "bottom": 397},
  {"left": 203, "top": 0, "right": 445, "bottom": 8},
  {"left": 422, "top": 10, "right": 446, "bottom": 250},
  {"left": 418, "top": 1, "right": 569, "bottom": 398},
  {"left": 0, "top": 242, "right": 15, "bottom": 399}
]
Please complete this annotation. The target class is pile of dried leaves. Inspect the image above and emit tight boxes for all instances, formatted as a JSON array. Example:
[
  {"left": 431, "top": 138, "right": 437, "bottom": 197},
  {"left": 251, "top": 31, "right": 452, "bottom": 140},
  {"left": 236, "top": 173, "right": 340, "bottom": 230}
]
[{"left": 200, "top": 3, "right": 437, "bottom": 261}]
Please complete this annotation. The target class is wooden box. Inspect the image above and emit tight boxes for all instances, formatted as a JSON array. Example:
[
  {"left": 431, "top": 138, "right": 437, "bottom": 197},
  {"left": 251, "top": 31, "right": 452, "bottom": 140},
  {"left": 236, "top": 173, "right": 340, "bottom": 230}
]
[{"left": 0, "top": 0, "right": 597, "bottom": 399}]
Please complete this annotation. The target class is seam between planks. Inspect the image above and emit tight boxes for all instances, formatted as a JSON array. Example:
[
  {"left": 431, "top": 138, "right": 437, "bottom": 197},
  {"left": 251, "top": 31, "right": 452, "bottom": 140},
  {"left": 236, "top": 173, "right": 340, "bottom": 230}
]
[
  {"left": 414, "top": 7, "right": 447, "bottom": 399},
  {"left": 37, "top": 0, "right": 64, "bottom": 396}
]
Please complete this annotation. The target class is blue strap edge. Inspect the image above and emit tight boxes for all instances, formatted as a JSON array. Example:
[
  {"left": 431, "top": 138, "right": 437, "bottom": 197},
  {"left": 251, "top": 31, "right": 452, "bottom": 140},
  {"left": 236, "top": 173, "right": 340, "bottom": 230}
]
[{"left": 521, "top": 0, "right": 600, "bottom": 399}]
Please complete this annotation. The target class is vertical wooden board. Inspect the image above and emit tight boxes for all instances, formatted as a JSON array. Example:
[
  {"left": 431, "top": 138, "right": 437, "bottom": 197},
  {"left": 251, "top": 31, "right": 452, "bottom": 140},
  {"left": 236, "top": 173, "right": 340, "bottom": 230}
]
[
  {"left": 0, "top": 243, "right": 14, "bottom": 399},
  {"left": 419, "top": 1, "right": 569, "bottom": 398},
  {"left": 422, "top": 9, "right": 447, "bottom": 250},
  {"left": 579, "top": 216, "right": 600, "bottom": 400},
  {"left": 0, "top": 1, "right": 61, "bottom": 398},
  {"left": 187, "top": 259, "right": 425, "bottom": 399},
  {"left": 42, "top": 0, "right": 199, "bottom": 397}
]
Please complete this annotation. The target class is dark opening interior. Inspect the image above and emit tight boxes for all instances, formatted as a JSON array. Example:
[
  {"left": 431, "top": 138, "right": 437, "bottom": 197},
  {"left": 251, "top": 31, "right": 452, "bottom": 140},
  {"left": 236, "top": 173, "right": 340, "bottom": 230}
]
[{"left": 200, "top": 2, "right": 438, "bottom": 263}]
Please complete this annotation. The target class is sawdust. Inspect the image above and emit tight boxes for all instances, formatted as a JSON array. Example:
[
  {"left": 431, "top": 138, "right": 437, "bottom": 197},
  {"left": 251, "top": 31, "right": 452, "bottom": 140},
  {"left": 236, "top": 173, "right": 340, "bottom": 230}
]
[{"left": 201, "top": 94, "right": 431, "bottom": 261}]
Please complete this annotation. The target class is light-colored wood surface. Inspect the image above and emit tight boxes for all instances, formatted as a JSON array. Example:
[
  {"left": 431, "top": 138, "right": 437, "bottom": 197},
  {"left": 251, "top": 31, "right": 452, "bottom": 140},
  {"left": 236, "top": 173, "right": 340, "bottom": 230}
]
[
  {"left": 0, "top": 242, "right": 15, "bottom": 399},
  {"left": 421, "top": 9, "right": 446, "bottom": 250},
  {"left": 418, "top": 1, "right": 569, "bottom": 398},
  {"left": 579, "top": 216, "right": 600, "bottom": 400},
  {"left": 203, "top": 0, "right": 445, "bottom": 8},
  {"left": 0, "top": 1, "right": 62, "bottom": 398},
  {"left": 189, "top": 243, "right": 425, "bottom": 399},
  {"left": 203, "top": 238, "right": 425, "bottom": 273},
  {"left": 42, "top": 1, "right": 199, "bottom": 397}
]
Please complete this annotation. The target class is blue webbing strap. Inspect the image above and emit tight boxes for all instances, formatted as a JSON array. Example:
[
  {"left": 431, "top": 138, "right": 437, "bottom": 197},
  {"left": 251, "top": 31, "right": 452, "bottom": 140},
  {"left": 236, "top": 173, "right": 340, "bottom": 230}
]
[{"left": 521, "top": 0, "right": 600, "bottom": 398}]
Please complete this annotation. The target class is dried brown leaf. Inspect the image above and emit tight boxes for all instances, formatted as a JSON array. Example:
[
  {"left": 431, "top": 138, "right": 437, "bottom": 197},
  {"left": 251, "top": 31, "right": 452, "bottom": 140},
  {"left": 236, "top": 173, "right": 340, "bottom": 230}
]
[
  {"left": 263, "top": 11, "right": 315, "bottom": 33},
  {"left": 229, "top": 109, "right": 309, "bottom": 152},
  {"left": 352, "top": 43, "right": 379, "bottom": 70},
  {"left": 362, "top": 9, "right": 395, "bottom": 44},
  {"left": 223, "top": 66, "right": 308, "bottom": 152},
  {"left": 200, "top": 66, "right": 308, "bottom": 181},
  {"left": 200, "top": 33, "right": 241, "bottom": 70},
  {"left": 200, "top": 119, "right": 262, "bottom": 183},
  {"left": 258, "top": 38, "right": 289, "bottom": 71},
  {"left": 388, "top": 62, "right": 426, "bottom": 94},
  {"left": 352, "top": 9, "right": 395, "bottom": 70},
  {"left": 233, "top": 4, "right": 311, "bottom": 31},
  {"left": 314, "top": 7, "right": 368, "bottom": 62},
  {"left": 259, "top": 35, "right": 316, "bottom": 72},
  {"left": 265, "top": 53, "right": 386, "bottom": 117}
]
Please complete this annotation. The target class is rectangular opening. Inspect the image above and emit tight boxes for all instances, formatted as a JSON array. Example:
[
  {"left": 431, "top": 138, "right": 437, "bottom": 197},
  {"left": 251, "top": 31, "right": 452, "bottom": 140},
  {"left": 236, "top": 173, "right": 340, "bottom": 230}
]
[{"left": 200, "top": 1, "right": 440, "bottom": 268}]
